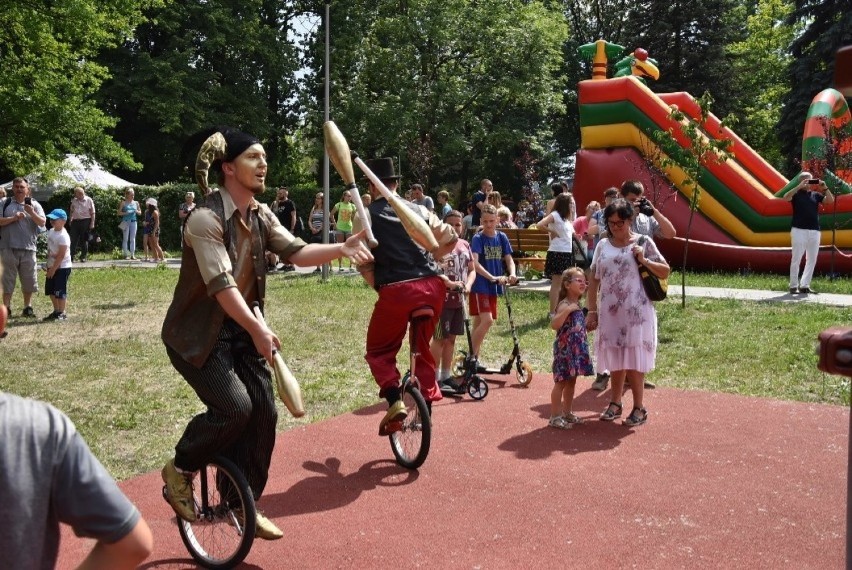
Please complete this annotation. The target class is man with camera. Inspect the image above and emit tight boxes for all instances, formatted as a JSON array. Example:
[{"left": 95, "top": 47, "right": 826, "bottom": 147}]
[
  {"left": 0, "top": 178, "right": 46, "bottom": 317},
  {"left": 620, "top": 180, "right": 676, "bottom": 240},
  {"left": 783, "top": 173, "right": 834, "bottom": 295}
]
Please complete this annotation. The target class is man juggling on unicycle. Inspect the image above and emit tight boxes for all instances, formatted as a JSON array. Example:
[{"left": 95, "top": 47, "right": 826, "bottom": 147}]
[
  {"left": 160, "top": 127, "right": 372, "bottom": 540},
  {"left": 352, "top": 157, "right": 458, "bottom": 435}
]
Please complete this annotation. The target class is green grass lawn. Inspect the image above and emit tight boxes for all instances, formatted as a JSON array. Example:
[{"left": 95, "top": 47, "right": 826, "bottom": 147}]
[{"left": 0, "top": 267, "right": 848, "bottom": 480}]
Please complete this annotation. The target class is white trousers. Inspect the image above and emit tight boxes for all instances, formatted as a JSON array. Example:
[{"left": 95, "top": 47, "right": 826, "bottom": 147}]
[{"left": 789, "top": 227, "right": 820, "bottom": 288}]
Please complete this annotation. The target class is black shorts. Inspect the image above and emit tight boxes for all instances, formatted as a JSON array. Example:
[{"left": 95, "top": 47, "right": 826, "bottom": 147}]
[
  {"left": 45, "top": 267, "right": 71, "bottom": 299},
  {"left": 434, "top": 305, "right": 464, "bottom": 339},
  {"left": 544, "top": 250, "right": 574, "bottom": 278}
]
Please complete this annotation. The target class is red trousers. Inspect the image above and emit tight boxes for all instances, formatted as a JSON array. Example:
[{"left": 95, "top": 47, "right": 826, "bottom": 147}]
[{"left": 365, "top": 275, "right": 445, "bottom": 402}]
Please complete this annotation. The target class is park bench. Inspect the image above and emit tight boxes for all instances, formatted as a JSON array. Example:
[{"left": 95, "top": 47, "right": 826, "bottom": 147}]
[{"left": 502, "top": 228, "right": 589, "bottom": 272}]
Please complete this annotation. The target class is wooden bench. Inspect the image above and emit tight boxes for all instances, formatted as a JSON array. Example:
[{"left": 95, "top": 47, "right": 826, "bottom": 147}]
[
  {"left": 502, "top": 228, "right": 550, "bottom": 271},
  {"left": 502, "top": 228, "right": 589, "bottom": 272}
]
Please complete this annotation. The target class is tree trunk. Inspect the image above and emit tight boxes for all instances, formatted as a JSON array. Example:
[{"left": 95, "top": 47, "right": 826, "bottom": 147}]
[{"left": 681, "top": 207, "right": 696, "bottom": 309}]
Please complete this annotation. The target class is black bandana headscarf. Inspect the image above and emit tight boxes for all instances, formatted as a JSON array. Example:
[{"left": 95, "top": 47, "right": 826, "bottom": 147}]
[
  {"left": 222, "top": 128, "right": 260, "bottom": 162},
  {"left": 189, "top": 126, "right": 261, "bottom": 195}
]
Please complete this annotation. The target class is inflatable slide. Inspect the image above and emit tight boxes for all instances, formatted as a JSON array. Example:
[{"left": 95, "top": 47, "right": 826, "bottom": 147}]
[{"left": 572, "top": 73, "right": 852, "bottom": 273}]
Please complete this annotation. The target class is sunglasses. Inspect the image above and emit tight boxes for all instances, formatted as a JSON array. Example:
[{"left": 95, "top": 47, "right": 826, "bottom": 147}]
[{"left": 607, "top": 219, "right": 627, "bottom": 228}]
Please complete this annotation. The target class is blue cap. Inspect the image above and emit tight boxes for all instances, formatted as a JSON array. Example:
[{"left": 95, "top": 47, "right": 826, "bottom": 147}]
[{"left": 46, "top": 208, "right": 67, "bottom": 220}]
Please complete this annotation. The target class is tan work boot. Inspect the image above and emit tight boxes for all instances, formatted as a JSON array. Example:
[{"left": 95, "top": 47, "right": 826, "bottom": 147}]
[
  {"left": 161, "top": 459, "right": 197, "bottom": 522},
  {"left": 231, "top": 509, "right": 284, "bottom": 540},
  {"left": 255, "top": 512, "right": 284, "bottom": 540},
  {"left": 378, "top": 399, "right": 407, "bottom": 436}
]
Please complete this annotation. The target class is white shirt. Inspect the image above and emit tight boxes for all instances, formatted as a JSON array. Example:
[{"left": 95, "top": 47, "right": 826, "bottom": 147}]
[
  {"left": 47, "top": 228, "right": 72, "bottom": 269},
  {"left": 547, "top": 211, "right": 574, "bottom": 253}
]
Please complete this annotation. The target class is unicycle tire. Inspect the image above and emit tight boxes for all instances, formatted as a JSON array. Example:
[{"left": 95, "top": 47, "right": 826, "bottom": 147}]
[
  {"left": 467, "top": 376, "right": 489, "bottom": 400},
  {"left": 177, "top": 455, "right": 256, "bottom": 569},
  {"left": 389, "top": 383, "right": 431, "bottom": 469}
]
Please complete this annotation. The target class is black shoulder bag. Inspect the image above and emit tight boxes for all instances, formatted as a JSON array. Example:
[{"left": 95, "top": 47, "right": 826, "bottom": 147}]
[{"left": 636, "top": 236, "right": 667, "bottom": 301}]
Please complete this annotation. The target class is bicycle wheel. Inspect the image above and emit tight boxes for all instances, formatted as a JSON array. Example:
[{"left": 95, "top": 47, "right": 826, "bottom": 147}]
[
  {"left": 389, "top": 382, "right": 431, "bottom": 469},
  {"left": 177, "top": 455, "right": 256, "bottom": 570}
]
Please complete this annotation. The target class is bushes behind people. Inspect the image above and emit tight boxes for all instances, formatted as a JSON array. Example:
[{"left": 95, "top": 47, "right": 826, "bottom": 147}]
[{"left": 42, "top": 183, "right": 320, "bottom": 253}]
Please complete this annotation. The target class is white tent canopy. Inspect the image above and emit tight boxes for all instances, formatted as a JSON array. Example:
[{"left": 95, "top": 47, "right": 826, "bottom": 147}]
[{"left": 2, "top": 154, "right": 137, "bottom": 200}]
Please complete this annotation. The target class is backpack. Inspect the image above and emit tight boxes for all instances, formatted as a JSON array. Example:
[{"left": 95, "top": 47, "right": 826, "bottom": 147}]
[{"left": 0, "top": 197, "right": 12, "bottom": 239}]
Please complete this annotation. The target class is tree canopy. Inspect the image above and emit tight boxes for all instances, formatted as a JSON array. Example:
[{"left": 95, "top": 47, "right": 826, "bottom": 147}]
[
  {"left": 1, "top": 0, "right": 847, "bottom": 197},
  {"left": 96, "top": 0, "right": 304, "bottom": 185},
  {"left": 300, "top": 0, "right": 569, "bottom": 199},
  {"left": 778, "top": 0, "right": 852, "bottom": 174},
  {"left": 727, "top": 0, "right": 798, "bottom": 172},
  {"left": 1, "top": 0, "right": 157, "bottom": 179}
]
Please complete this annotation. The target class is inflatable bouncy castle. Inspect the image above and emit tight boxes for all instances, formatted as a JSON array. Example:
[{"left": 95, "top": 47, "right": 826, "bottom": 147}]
[{"left": 572, "top": 40, "right": 852, "bottom": 273}]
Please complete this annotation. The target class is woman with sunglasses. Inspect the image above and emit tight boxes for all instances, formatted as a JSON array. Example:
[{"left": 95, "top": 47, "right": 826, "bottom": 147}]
[{"left": 585, "top": 199, "right": 669, "bottom": 427}]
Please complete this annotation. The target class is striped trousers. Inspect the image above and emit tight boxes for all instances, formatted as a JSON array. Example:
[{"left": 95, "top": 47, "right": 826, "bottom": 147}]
[{"left": 166, "top": 321, "right": 278, "bottom": 500}]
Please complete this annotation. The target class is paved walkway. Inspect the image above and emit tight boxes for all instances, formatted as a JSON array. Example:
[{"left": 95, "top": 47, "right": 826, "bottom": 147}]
[{"left": 515, "top": 278, "right": 852, "bottom": 307}]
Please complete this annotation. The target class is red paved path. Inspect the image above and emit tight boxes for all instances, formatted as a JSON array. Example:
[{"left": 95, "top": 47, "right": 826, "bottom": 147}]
[{"left": 58, "top": 374, "right": 847, "bottom": 569}]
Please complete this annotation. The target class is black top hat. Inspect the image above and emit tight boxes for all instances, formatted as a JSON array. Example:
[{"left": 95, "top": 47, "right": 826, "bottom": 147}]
[{"left": 364, "top": 157, "right": 400, "bottom": 181}]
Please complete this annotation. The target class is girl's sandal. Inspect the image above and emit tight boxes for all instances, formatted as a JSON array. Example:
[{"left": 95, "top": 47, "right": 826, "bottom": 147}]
[
  {"left": 599, "top": 401, "right": 623, "bottom": 422},
  {"left": 563, "top": 412, "right": 584, "bottom": 424},
  {"left": 548, "top": 416, "right": 572, "bottom": 430},
  {"left": 624, "top": 406, "right": 648, "bottom": 427}
]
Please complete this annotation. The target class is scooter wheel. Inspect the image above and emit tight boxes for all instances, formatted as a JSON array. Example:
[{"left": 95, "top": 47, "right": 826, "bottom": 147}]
[
  {"left": 467, "top": 376, "right": 489, "bottom": 400},
  {"left": 517, "top": 362, "right": 533, "bottom": 387},
  {"left": 451, "top": 354, "right": 466, "bottom": 377}
]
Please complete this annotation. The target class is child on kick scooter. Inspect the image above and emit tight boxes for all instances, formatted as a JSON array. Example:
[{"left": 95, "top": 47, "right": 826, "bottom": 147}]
[
  {"left": 430, "top": 210, "right": 477, "bottom": 393},
  {"left": 548, "top": 266, "right": 593, "bottom": 429},
  {"left": 469, "top": 204, "right": 518, "bottom": 368}
]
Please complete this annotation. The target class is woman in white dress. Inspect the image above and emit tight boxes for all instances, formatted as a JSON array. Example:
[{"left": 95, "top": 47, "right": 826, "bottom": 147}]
[{"left": 585, "top": 199, "right": 670, "bottom": 427}]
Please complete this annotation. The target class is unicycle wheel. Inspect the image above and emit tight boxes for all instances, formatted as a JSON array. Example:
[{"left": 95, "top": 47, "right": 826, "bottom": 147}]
[
  {"left": 177, "top": 455, "right": 256, "bottom": 570},
  {"left": 389, "top": 383, "right": 431, "bottom": 469},
  {"left": 467, "top": 376, "right": 489, "bottom": 400},
  {"left": 517, "top": 361, "right": 533, "bottom": 387}
]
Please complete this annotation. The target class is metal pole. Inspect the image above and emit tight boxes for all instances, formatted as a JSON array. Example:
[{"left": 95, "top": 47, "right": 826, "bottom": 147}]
[{"left": 321, "top": 0, "right": 331, "bottom": 280}]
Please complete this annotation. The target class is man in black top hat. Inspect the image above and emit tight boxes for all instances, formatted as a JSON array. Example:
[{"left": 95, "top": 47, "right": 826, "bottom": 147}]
[{"left": 354, "top": 157, "right": 458, "bottom": 435}]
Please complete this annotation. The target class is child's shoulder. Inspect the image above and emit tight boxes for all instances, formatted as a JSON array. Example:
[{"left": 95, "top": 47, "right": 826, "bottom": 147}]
[{"left": 456, "top": 238, "right": 472, "bottom": 252}]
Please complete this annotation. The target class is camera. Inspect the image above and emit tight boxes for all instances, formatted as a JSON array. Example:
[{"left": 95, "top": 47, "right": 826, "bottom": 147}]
[
  {"left": 637, "top": 197, "right": 655, "bottom": 216},
  {"left": 24, "top": 197, "right": 32, "bottom": 205},
  {"left": 807, "top": 179, "right": 820, "bottom": 185},
  {"left": 817, "top": 327, "right": 852, "bottom": 377}
]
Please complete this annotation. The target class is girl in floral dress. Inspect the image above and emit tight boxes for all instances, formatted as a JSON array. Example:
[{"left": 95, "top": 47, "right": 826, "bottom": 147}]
[{"left": 548, "top": 266, "right": 594, "bottom": 429}]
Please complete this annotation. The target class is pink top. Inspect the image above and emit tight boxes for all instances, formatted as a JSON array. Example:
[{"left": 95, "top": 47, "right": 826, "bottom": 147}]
[{"left": 573, "top": 216, "right": 593, "bottom": 249}]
